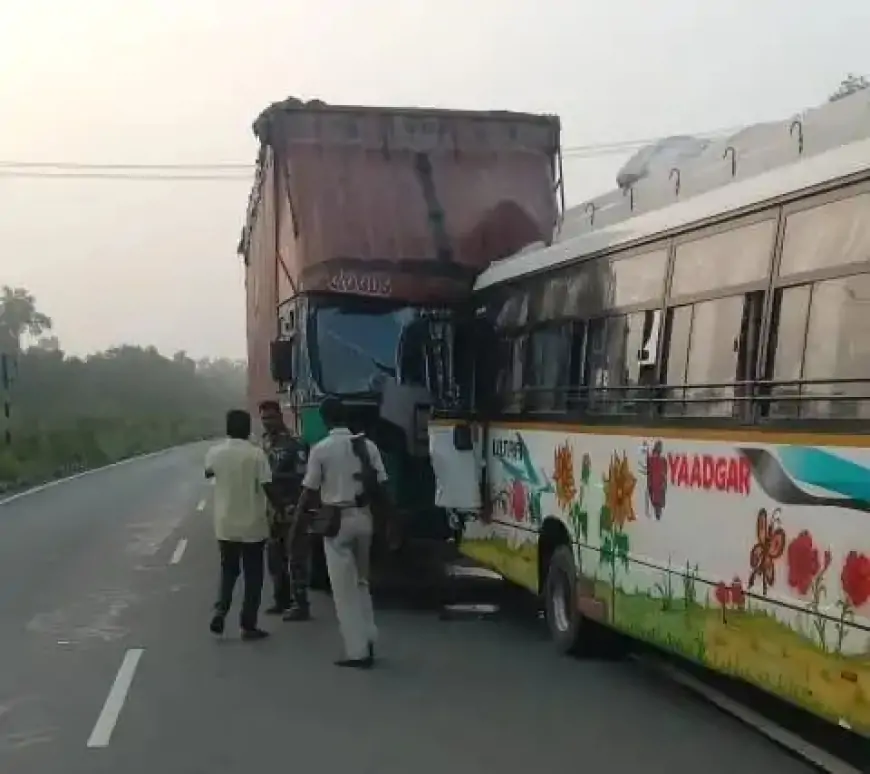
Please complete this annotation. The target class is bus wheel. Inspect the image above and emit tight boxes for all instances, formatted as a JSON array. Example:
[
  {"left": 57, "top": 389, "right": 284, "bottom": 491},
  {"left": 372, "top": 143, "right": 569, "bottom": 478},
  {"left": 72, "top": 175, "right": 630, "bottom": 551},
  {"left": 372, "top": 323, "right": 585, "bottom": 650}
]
[{"left": 544, "top": 545, "right": 585, "bottom": 655}]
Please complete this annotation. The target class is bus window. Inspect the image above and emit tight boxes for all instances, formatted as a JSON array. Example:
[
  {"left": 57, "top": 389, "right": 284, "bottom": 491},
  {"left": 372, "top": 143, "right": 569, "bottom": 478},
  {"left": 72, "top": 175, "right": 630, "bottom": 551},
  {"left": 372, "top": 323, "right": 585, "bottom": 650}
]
[
  {"left": 584, "top": 318, "right": 613, "bottom": 412},
  {"left": 495, "top": 334, "right": 527, "bottom": 415},
  {"left": 663, "top": 295, "right": 751, "bottom": 418},
  {"left": 525, "top": 325, "right": 571, "bottom": 413},
  {"left": 670, "top": 219, "right": 775, "bottom": 298},
  {"left": 766, "top": 285, "right": 811, "bottom": 418},
  {"left": 610, "top": 250, "right": 668, "bottom": 308},
  {"left": 566, "top": 321, "right": 588, "bottom": 412},
  {"left": 583, "top": 311, "right": 660, "bottom": 415},
  {"left": 800, "top": 274, "right": 870, "bottom": 419},
  {"left": 663, "top": 305, "right": 693, "bottom": 415},
  {"left": 779, "top": 192, "right": 870, "bottom": 278}
]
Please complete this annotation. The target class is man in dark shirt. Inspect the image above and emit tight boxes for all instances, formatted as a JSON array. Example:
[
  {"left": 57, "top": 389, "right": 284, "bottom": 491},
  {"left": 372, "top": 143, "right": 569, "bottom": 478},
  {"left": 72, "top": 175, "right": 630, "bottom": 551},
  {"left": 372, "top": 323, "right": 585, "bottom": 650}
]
[{"left": 258, "top": 400, "right": 311, "bottom": 621}]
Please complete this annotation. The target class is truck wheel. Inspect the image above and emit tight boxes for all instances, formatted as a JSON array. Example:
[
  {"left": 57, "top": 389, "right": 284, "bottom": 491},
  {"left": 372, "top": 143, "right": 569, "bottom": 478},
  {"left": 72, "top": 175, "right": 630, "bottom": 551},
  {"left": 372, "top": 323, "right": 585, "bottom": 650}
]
[{"left": 544, "top": 545, "right": 586, "bottom": 655}]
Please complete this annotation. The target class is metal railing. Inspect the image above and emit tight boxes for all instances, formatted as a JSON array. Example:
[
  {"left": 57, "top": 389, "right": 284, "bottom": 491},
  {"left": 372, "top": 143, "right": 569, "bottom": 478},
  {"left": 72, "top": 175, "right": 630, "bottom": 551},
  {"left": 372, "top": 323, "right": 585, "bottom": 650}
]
[{"left": 433, "top": 376, "right": 870, "bottom": 428}]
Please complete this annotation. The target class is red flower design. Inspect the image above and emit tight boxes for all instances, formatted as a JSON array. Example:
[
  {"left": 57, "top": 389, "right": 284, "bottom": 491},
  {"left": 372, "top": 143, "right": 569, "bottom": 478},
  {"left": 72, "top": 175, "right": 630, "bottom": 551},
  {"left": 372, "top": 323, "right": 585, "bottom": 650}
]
[
  {"left": 787, "top": 530, "right": 824, "bottom": 595},
  {"left": 510, "top": 480, "right": 527, "bottom": 522},
  {"left": 841, "top": 551, "right": 870, "bottom": 609},
  {"left": 730, "top": 577, "right": 746, "bottom": 610}
]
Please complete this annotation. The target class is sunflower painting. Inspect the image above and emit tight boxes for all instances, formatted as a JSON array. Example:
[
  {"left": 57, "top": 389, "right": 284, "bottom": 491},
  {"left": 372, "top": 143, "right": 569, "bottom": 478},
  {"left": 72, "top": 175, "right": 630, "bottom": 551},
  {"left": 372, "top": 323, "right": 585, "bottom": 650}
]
[
  {"left": 553, "top": 441, "right": 577, "bottom": 510},
  {"left": 553, "top": 441, "right": 591, "bottom": 541},
  {"left": 604, "top": 452, "right": 637, "bottom": 530},
  {"left": 599, "top": 451, "right": 638, "bottom": 622}
]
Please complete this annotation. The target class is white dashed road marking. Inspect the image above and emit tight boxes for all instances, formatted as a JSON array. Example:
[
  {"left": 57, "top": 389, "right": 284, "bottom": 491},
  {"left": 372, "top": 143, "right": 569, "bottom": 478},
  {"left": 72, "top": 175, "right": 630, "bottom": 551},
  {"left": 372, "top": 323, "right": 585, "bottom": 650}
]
[
  {"left": 87, "top": 648, "right": 144, "bottom": 748},
  {"left": 196, "top": 499, "right": 206, "bottom": 511},
  {"left": 169, "top": 538, "right": 187, "bottom": 565}
]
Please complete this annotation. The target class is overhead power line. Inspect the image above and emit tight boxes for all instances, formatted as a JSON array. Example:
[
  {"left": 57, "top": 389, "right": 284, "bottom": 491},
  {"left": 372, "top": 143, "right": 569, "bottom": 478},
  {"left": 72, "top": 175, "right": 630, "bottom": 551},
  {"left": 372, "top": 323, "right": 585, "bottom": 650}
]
[
  {"left": 0, "top": 160, "right": 251, "bottom": 171},
  {"left": 0, "top": 170, "right": 250, "bottom": 182},
  {"left": 0, "top": 123, "right": 743, "bottom": 181}
]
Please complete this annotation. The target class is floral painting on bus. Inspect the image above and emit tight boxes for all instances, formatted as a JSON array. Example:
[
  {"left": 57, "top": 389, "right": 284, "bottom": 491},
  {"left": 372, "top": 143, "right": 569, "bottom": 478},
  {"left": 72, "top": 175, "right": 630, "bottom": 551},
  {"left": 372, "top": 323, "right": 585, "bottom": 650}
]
[
  {"left": 461, "top": 431, "right": 552, "bottom": 590},
  {"left": 455, "top": 423, "right": 870, "bottom": 737}
]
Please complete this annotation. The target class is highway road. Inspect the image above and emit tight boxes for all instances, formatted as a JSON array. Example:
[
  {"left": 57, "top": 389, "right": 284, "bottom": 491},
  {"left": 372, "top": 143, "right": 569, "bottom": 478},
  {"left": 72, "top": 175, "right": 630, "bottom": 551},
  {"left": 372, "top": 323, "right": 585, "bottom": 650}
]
[{"left": 0, "top": 443, "right": 829, "bottom": 774}]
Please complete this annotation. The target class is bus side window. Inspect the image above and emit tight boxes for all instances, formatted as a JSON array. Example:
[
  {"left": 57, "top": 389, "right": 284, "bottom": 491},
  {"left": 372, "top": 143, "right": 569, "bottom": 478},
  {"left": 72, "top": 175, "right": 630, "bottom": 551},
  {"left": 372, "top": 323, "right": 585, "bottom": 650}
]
[
  {"left": 661, "top": 293, "right": 761, "bottom": 418},
  {"left": 582, "top": 310, "right": 661, "bottom": 415},
  {"left": 767, "top": 274, "right": 870, "bottom": 420},
  {"left": 494, "top": 334, "right": 526, "bottom": 415},
  {"left": 567, "top": 321, "right": 588, "bottom": 412}
]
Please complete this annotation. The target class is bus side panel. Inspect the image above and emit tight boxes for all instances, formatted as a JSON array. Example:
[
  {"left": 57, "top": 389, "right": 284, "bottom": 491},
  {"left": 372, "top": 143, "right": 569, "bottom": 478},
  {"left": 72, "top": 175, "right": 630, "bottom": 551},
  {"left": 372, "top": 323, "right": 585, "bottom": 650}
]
[{"left": 473, "top": 421, "right": 870, "bottom": 737}]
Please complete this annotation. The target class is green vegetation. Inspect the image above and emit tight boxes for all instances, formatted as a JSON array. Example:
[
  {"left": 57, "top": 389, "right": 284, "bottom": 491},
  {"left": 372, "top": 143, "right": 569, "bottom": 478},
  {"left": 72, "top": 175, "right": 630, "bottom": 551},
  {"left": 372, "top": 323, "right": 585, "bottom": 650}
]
[
  {"left": 592, "top": 578, "right": 870, "bottom": 735},
  {"left": 0, "top": 286, "right": 246, "bottom": 492},
  {"left": 461, "top": 535, "right": 539, "bottom": 592}
]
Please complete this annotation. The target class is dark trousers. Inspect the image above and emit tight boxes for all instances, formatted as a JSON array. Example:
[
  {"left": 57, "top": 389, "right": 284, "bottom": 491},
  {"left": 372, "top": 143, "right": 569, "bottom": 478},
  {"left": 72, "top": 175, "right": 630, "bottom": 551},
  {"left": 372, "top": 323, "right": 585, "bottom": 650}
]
[
  {"left": 289, "top": 527, "right": 310, "bottom": 608},
  {"left": 215, "top": 540, "right": 265, "bottom": 631},
  {"left": 267, "top": 529, "right": 292, "bottom": 609},
  {"left": 268, "top": 524, "right": 310, "bottom": 609}
]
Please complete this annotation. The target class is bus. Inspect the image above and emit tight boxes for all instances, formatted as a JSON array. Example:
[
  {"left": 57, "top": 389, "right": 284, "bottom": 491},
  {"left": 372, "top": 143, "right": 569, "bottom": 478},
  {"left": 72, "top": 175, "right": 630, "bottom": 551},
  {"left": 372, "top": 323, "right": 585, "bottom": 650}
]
[{"left": 427, "top": 134, "right": 870, "bottom": 737}]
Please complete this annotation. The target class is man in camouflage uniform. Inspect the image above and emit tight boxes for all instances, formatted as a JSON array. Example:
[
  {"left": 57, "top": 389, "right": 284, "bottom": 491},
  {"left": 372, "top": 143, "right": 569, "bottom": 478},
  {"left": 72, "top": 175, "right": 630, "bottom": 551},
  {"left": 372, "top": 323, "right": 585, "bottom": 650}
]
[{"left": 258, "top": 400, "right": 311, "bottom": 621}]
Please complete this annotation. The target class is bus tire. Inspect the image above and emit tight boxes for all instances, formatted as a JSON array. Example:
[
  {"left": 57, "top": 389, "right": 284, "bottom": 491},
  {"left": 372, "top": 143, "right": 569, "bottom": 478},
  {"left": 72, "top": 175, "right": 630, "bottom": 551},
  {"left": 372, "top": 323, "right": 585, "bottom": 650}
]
[{"left": 544, "top": 545, "right": 586, "bottom": 655}]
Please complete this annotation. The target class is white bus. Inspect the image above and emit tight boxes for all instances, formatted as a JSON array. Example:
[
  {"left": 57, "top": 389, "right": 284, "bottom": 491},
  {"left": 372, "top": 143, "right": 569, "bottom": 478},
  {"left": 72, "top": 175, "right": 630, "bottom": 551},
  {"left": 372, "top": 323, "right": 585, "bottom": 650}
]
[{"left": 428, "top": 135, "right": 870, "bottom": 738}]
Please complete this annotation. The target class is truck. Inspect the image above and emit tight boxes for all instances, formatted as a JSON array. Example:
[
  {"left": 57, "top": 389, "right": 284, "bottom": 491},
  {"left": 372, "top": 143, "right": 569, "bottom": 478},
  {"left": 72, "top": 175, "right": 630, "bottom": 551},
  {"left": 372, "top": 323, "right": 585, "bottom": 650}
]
[{"left": 238, "top": 97, "right": 562, "bottom": 587}]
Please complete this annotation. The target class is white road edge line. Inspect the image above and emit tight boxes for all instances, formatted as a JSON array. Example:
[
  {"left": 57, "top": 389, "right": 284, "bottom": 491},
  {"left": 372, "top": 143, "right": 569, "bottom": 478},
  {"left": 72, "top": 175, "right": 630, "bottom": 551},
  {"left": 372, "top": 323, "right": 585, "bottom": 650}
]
[
  {"left": 87, "top": 648, "right": 144, "bottom": 749},
  {"left": 0, "top": 443, "right": 199, "bottom": 508},
  {"left": 196, "top": 499, "right": 206, "bottom": 511},
  {"left": 170, "top": 538, "right": 188, "bottom": 565},
  {"left": 637, "top": 656, "right": 861, "bottom": 774}
]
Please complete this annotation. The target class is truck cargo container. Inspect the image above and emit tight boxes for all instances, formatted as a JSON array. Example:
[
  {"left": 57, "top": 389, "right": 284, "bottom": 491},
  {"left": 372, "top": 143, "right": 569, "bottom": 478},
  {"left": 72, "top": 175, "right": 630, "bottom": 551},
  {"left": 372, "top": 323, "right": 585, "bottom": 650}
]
[{"left": 238, "top": 97, "right": 561, "bottom": 587}]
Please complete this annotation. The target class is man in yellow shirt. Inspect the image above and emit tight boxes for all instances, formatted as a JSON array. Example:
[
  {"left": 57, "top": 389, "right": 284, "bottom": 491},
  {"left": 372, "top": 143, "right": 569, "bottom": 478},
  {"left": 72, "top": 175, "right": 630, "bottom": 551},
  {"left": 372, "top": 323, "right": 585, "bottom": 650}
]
[{"left": 204, "top": 409, "right": 275, "bottom": 641}]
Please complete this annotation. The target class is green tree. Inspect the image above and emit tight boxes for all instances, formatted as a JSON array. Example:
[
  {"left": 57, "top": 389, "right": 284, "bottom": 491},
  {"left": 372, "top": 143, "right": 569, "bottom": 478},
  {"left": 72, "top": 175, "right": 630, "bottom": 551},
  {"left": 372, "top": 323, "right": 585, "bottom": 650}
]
[
  {"left": 0, "top": 286, "right": 52, "bottom": 354},
  {"left": 0, "top": 287, "right": 247, "bottom": 490}
]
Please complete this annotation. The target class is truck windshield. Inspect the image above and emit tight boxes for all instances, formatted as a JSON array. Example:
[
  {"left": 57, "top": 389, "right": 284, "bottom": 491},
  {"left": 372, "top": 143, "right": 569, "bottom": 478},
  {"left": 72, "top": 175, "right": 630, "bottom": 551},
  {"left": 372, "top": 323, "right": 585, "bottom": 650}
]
[{"left": 312, "top": 305, "right": 416, "bottom": 394}]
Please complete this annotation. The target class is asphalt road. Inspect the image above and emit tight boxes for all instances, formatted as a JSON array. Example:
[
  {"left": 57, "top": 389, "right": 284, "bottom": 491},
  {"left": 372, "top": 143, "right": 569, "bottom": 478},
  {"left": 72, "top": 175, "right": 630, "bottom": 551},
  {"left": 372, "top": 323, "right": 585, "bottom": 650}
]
[{"left": 0, "top": 443, "right": 821, "bottom": 774}]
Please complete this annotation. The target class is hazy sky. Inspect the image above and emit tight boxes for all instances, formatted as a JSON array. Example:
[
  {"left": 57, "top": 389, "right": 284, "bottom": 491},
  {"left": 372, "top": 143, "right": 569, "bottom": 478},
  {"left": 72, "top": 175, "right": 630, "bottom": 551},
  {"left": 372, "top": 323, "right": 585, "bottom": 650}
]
[{"left": 1, "top": 1, "right": 868, "bottom": 359}]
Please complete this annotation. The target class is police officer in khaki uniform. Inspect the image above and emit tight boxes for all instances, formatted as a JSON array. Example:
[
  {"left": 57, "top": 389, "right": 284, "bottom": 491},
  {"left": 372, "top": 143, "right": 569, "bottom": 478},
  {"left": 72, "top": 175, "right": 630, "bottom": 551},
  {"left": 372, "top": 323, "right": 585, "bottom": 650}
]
[
  {"left": 258, "top": 400, "right": 311, "bottom": 621},
  {"left": 292, "top": 397, "right": 387, "bottom": 668}
]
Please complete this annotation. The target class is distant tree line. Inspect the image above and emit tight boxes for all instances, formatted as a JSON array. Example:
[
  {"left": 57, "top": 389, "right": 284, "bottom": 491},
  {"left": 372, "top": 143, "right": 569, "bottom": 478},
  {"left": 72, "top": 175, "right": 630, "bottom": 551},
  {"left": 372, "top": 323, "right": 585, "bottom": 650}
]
[{"left": 0, "top": 286, "right": 246, "bottom": 491}]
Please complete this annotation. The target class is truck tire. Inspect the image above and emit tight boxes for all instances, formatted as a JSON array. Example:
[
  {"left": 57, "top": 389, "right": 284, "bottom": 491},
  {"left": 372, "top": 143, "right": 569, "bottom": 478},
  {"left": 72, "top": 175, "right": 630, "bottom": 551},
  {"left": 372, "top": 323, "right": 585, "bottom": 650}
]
[{"left": 544, "top": 545, "right": 586, "bottom": 655}]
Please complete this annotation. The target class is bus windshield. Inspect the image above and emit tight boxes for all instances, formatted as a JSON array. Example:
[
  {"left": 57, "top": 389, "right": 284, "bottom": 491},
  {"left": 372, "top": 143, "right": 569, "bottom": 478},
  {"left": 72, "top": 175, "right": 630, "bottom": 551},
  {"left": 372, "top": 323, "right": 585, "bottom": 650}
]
[{"left": 311, "top": 304, "right": 416, "bottom": 395}]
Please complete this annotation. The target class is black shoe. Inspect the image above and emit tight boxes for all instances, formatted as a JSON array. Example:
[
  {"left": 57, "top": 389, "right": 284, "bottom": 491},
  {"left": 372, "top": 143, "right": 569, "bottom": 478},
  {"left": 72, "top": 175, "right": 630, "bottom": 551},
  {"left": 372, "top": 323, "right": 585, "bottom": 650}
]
[
  {"left": 282, "top": 605, "right": 311, "bottom": 622},
  {"left": 209, "top": 613, "right": 225, "bottom": 635},
  {"left": 264, "top": 605, "right": 285, "bottom": 616},
  {"left": 241, "top": 628, "right": 270, "bottom": 641},
  {"left": 334, "top": 656, "right": 374, "bottom": 669}
]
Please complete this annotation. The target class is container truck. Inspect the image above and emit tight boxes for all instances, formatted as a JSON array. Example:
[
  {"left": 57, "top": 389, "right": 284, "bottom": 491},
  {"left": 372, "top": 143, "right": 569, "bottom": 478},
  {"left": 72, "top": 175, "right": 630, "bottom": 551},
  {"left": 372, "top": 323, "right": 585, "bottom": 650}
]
[{"left": 238, "top": 96, "right": 562, "bottom": 587}]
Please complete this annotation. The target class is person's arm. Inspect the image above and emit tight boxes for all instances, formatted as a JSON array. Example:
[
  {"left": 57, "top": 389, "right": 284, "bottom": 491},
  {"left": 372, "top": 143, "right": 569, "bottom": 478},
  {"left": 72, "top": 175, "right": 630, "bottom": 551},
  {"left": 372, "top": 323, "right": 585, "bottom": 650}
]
[
  {"left": 368, "top": 441, "right": 389, "bottom": 486},
  {"left": 257, "top": 449, "right": 284, "bottom": 512},
  {"left": 291, "top": 445, "right": 322, "bottom": 522}
]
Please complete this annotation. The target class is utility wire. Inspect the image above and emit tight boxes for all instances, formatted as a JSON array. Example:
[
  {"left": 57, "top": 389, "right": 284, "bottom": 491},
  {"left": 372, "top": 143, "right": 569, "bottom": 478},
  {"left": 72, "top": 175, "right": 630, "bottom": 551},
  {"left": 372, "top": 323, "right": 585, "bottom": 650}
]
[
  {"left": 0, "top": 124, "right": 743, "bottom": 181},
  {"left": 0, "top": 160, "right": 251, "bottom": 171},
  {"left": 0, "top": 170, "right": 250, "bottom": 181}
]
